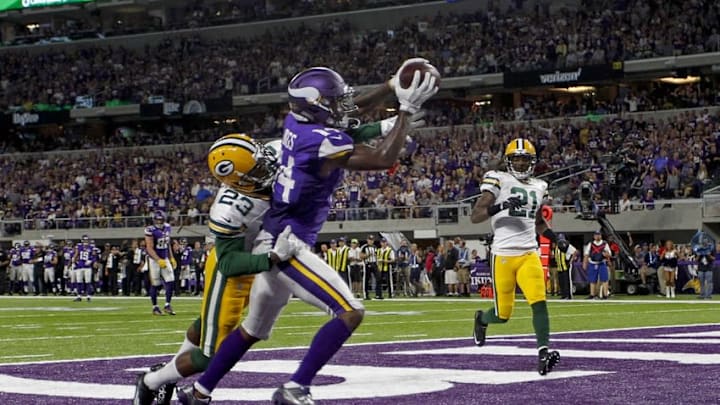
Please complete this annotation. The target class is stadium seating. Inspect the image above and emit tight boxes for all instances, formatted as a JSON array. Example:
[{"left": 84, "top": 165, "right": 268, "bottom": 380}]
[
  {"left": 1, "top": 107, "right": 718, "bottom": 234},
  {"left": 1, "top": 0, "right": 719, "bottom": 108}
]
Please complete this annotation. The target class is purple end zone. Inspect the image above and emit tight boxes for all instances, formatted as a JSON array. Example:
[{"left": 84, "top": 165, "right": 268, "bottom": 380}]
[{"left": 0, "top": 324, "right": 717, "bottom": 404}]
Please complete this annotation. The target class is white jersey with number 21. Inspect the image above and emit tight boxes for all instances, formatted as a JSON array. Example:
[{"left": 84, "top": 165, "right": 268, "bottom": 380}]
[{"left": 480, "top": 170, "right": 548, "bottom": 256}]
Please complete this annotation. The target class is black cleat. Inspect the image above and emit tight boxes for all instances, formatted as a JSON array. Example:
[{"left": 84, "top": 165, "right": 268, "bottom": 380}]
[
  {"left": 473, "top": 310, "right": 488, "bottom": 347},
  {"left": 538, "top": 350, "right": 560, "bottom": 376},
  {"left": 132, "top": 363, "right": 165, "bottom": 405},
  {"left": 156, "top": 381, "right": 176, "bottom": 405}
]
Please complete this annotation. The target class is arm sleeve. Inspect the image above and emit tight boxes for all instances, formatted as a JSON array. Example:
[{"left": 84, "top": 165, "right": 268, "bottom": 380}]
[
  {"left": 215, "top": 237, "right": 270, "bottom": 277},
  {"left": 348, "top": 122, "right": 382, "bottom": 143}
]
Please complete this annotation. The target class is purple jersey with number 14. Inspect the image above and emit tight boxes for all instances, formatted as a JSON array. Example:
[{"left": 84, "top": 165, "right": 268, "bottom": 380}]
[{"left": 264, "top": 113, "right": 354, "bottom": 245}]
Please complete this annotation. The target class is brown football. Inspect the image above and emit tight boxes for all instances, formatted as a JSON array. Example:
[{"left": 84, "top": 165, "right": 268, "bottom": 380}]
[{"left": 398, "top": 61, "right": 441, "bottom": 88}]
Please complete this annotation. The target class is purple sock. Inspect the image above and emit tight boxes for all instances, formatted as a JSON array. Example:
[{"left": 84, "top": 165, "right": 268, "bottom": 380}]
[
  {"left": 291, "top": 317, "right": 352, "bottom": 386},
  {"left": 197, "top": 329, "right": 253, "bottom": 392},
  {"left": 149, "top": 286, "right": 158, "bottom": 306},
  {"left": 164, "top": 281, "right": 174, "bottom": 304}
]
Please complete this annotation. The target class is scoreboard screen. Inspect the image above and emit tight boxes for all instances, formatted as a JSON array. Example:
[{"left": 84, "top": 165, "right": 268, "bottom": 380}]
[{"left": 0, "top": 0, "right": 93, "bottom": 12}]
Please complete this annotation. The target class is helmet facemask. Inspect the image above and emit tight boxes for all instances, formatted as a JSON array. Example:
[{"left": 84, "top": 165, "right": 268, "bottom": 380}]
[
  {"left": 232, "top": 143, "right": 280, "bottom": 199},
  {"left": 506, "top": 153, "right": 536, "bottom": 180}
]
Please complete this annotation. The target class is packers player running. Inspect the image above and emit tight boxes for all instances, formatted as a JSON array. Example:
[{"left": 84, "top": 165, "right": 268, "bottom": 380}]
[
  {"left": 133, "top": 134, "right": 299, "bottom": 405},
  {"left": 470, "top": 138, "right": 561, "bottom": 375}
]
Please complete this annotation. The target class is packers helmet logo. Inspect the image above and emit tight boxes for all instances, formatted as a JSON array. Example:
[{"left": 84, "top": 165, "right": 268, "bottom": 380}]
[{"left": 214, "top": 160, "right": 235, "bottom": 177}]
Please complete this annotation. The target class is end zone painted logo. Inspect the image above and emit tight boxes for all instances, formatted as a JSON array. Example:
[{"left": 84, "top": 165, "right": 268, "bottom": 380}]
[{"left": 0, "top": 324, "right": 718, "bottom": 404}]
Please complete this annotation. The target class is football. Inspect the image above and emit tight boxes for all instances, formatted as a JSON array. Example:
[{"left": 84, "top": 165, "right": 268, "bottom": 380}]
[{"left": 398, "top": 61, "right": 441, "bottom": 88}]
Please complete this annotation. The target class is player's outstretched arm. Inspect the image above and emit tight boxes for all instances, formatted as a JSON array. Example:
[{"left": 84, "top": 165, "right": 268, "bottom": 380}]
[
  {"left": 353, "top": 81, "right": 393, "bottom": 115},
  {"left": 342, "top": 71, "right": 437, "bottom": 170},
  {"left": 342, "top": 112, "right": 411, "bottom": 170},
  {"left": 348, "top": 111, "right": 426, "bottom": 144}
]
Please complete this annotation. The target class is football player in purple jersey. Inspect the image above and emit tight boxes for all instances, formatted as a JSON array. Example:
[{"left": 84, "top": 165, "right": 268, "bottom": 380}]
[
  {"left": 8, "top": 243, "right": 22, "bottom": 295},
  {"left": 42, "top": 243, "right": 58, "bottom": 295},
  {"left": 61, "top": 240, "right": 75, "bottom": 295},
  {"left": 178, "top": 238, "right": 194, "bottom": 295},
  {"left": 73, "top": 235, "right": 95, "bottom": 301},
  {"left": 179, "top": 59, "right": 438, "bottom": 405},
  {"left": 19, "top": 240, "right": 36, "bottom": 294},
  {"left": 145, "top": 211, "right": 177, "bottom": 315}
]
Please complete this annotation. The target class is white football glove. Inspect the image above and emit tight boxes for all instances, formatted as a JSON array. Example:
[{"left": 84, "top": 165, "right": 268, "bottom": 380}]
[
  {"left": 271, "top": 225, "right": 303, "bottom": 262},
  {"left": 395, "top": 70, "right": 439, "bottom": 114},
  {"left": 380, "top": 110, "right": 427, "bottom": 136},
  {"left": 388, "top": 57, "right": 430, "bottom": 90}
]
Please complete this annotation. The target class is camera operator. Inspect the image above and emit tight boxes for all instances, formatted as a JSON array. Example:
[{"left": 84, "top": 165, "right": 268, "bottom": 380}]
[{"left": 576, "top": 175, "right": 596, "bottom": 219}]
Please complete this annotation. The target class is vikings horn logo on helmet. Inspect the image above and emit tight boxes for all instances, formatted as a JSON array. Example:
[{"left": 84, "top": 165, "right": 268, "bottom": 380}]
[{"left": 287, "top": 67, "right": 358, "bottom": 129}]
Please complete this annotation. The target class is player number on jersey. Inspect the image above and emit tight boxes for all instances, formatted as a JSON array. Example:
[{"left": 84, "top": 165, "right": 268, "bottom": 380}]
[
  {"left": 508, "top": 186, "right": 538, "bottom": 218},
  {"left": 276, "top": 156, "right": 296, "bottom": 204},
  {"left": 219, "top": 188, "right": 255, "bottom": 216},
  {"left": 156, "top": 237, "right": 170, "bottom": 250}
]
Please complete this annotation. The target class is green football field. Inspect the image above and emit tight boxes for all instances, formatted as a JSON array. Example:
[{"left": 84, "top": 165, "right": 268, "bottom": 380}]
[{"left": 1, "top": 294, "right": 718, "bottom": 364}]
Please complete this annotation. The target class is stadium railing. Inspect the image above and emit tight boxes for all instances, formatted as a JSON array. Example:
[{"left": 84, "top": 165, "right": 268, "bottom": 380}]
[
  {"left": 702, "top": 184, "right": 720, "bottom": 218},
  {"left": 0, "top": 198, "right": 704, "bottom": 233}
]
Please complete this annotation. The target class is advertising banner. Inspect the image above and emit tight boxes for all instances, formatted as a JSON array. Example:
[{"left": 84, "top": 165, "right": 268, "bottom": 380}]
[
  {"left": 503, "top": 63, "right": 624, "bottom": 88},
  {"left": 0, "top": 0, "right": 93, "bottom": 12},
  {"left": 1, "top": 110, "right": 70, "bottom": 126}
]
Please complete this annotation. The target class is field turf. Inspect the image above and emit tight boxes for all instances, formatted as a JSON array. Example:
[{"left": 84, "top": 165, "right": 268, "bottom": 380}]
[{"left": 0, "top": 294, "right": 717, "bottom": 362}]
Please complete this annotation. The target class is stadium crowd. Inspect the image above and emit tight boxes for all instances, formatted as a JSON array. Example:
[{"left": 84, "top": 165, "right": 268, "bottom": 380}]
[
  {"left": 1, "top": 108, "right": 718, "bottom": 232},
  {"left": 2, "top": 0, "right": 720, "bottom": 108},
  {"left": 3, "top": 0, "right": 431, "bottom": 46},
  {"left": 2, "top": 76, "right": 718, "bottom": 154}
]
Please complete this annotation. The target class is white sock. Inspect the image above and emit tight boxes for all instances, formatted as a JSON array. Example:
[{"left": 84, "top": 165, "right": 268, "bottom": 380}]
[
  {"left": 285, "top": 381, "right": 302, "bottom": 389},
  {"left": 144, "top": 360, "right": 182, "bottom": 390},
  {"left": 194, "top": 381, "right": 212, "bottom": 397},
  {"left": 172, "top": 336, "right": 198, "bottom": 364}
]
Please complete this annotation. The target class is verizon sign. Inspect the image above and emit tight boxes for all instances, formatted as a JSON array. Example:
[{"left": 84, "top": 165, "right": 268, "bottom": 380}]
[
  {"left": 503, "top": 63, "right": 623, "bottom": 88},
  {"left": 539, "top": 68, "right": 583, "bottom": 84}
]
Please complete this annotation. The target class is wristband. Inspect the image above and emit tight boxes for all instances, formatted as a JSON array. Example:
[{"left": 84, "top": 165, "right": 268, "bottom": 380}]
[{"left": 487, "top": 204, "right": 502, "bottom": 217}]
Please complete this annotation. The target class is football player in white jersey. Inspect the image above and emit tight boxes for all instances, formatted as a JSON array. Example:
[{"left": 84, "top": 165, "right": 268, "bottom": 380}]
[
  {"left": 470, "top": 138, "right": 561, "bottom": 376},
  {"left": 133, "top": 134, "right": 298, "bottom": 405}
]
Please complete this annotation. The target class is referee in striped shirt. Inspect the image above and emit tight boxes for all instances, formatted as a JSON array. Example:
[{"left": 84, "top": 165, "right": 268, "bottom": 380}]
[{"left": 360, "top": 234, "right": 379, "bottom": 300}]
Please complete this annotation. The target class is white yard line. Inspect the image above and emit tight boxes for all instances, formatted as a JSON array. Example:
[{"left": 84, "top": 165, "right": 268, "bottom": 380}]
[{"left": 0, "top": 354, "right": 52, "bottom": 360}]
